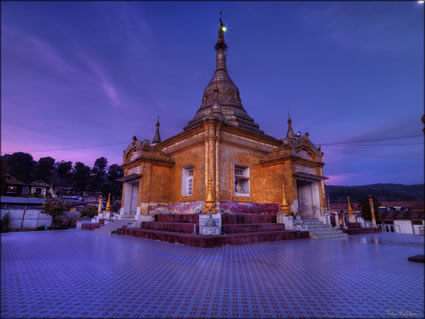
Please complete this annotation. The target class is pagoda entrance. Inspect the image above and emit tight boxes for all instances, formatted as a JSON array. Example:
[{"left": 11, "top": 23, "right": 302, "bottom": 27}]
[
  {"left": 296, "top": 179, "right": 320, "bottom": 218},
  {"left": 123, "top": 181, "right": 139, "bottom": 217}
]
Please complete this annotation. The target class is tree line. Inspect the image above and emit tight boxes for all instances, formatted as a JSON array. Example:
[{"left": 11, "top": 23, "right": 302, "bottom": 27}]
[
  {"left": 1, "top": 152, "right": 123, "bottom": 198},
  {"left": 325, "top": 184, "right": 425, "bottom": 202}
]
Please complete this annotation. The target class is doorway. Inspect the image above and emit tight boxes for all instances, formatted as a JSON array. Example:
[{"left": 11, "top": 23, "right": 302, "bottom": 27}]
[
  {"left": 123, "top": 181, "right": 139, "bottom": 217},
  {"left": 296, "top": 180, "right": 320, "bottom": 218}
]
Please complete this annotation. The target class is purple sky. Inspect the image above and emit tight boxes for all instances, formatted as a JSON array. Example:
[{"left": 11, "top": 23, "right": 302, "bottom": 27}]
[{"left": 2, "top": 2, "right": 424, "bottom": 185}]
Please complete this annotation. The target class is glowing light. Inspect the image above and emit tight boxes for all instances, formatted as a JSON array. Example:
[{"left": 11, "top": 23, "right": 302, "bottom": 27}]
[
  {"left": 222, "top": 26, "right": 227, "bottom": 32},
  {"left": 418, "top": 0, "right": 424, "bottom": 4}
]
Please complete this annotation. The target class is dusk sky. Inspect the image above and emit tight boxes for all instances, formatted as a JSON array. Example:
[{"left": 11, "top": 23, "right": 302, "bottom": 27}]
[{"left": 2, "top": 1, "right": 424, "bottom": 186}]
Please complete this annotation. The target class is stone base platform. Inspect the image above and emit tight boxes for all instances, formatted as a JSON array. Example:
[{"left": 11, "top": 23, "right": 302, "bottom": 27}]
[
  {"left": 81, "top": 223, "right": 100, "bottom": 230},
  {"left": 343, "top": 227, "right": 381, "bottom": 235},
  {"left": 119, "top": 213, "right": 308, "bottom": 248},
  {"left": 122, "top": 228, "right": 308, "bottom": 248}
]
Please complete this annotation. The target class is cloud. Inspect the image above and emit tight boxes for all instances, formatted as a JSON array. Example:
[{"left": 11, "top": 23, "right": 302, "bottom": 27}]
[
  {"left": 302, "top": 3, "right": 423, "bottom": 55},
  {"left": 3, "top": 26, "right": 122, "bottom": 107}
]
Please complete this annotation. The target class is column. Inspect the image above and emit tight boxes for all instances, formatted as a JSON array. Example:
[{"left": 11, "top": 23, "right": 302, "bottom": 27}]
[
  {"left": 215, "top": 122, "right": 222, "bottom": 210},
  {"left": 368, "top": 195, "right": 377, "bottom": 227}
]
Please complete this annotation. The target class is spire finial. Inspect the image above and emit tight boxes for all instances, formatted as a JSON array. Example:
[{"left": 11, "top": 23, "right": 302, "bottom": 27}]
[
  {"left": 152, "top": 116, "right": 161, "bottom": 146},
  {"left": 215, "top": 11, "right": 228, "bottom": 71}
]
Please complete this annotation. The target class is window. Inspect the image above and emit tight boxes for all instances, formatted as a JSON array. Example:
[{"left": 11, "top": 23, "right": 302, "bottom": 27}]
[
  {"left": 182, "top": 166, "right": 194, "bottom": 196},
  {"left": 234, "top": 165, "right": 249, "bottom": 196}
]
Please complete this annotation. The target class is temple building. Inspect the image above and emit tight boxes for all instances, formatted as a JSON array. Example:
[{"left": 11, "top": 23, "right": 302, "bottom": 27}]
[{"left": 118, "top": 16, "right": 328, "bottom": 221}]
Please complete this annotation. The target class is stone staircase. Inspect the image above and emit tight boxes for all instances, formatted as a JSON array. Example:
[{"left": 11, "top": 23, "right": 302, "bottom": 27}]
[
  {"left": 93, "top": 218, "right": 135, "bottom": 235},
  {"left": 120, "top": 214, "right": 310, "bottom": 248},
  {"left": 302, "top": 218, "right": 348, "bottom": 240}
]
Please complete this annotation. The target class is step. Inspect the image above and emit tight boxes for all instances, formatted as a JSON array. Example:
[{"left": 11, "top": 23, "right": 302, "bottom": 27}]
[
  {"left": 222, "top": 214, "right": 276, "bottom": 225},
  {"left": 142, "top": 222, "right": 198, "bottom": 234},
  {"left": 309, "top": 230, "right": 343, "bottom": 235},
  {"left": 156, "top": 214, "right": 199, "bottom": 223},
  {"left": 311, "top": 233, "right": 348, "bottom": 240},
  {"left": 305, "top": 225, "right": 333, "bottom": 230},
  {"left": 123, "top": 228, "right": 309, "bottom": 248},
  {"left": 222, "top": 223, "right": 284, "bottom": 233},
  {"left": 94, "top": 220, "right": 134, "bottom": 235}
]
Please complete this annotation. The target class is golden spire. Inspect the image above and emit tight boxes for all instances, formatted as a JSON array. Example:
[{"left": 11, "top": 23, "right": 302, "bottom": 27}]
[
  {"left": 106, "top": 193, "right": 111, "bottom": 212},
  {"left": 346, "top": 196, "right": 353, "bottom": 214},
  {"left": 202, "top": 176, "right": 217, "bottom": 214},
  {"left": 280, "top": 182, "right": 290, "bottom": 215},
  {"left": 97, "top": 195, "right": 103, "bottom": 215}
]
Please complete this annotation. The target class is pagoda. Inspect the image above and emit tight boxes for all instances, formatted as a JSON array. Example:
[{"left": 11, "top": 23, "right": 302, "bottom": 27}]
[{"left": 118, "top": 15, "right": 328, "bottom": 223}]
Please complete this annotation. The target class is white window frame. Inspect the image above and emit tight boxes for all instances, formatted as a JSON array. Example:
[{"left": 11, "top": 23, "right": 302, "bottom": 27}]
[
  {"left": 234, "top": 165, "right": 250, "bottom": 197},
  {"left": 182, "top": 166, "right": 194, "bottom": 196}
]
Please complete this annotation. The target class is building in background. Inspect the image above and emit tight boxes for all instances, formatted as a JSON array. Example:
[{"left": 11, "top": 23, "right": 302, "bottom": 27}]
[
  {"left": 329, "top": 200, "right": 424, "bottom": 235},
  {"left": 3, "top": 174, "right": 50, "bottom": 198}
]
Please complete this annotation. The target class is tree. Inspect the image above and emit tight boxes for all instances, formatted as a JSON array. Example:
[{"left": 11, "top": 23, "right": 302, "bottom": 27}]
[
  {"left": 104, "top": 164, "right": 124, "bottom": 197},
  {"left": 0, "top": 157, "right": 9, "bottom": 195},
  {"left": 79, "top": 205, "right": 98, "bottom": 219},
  {"left": 88, "top": 157, "right": 108, "bottom": 192},
  {"left": 41, "top": 198, "right": 69, "bottom": 230},
  {"left": 4, "top": 152, "right": 35, "bottom": 183},
  {"left": 33, "top": 157, "right": 55, "bottom": 184},
  {"left": 359, "top": 196, "right": 381, "bottom": 223},
  {"left": 55, "top": 161, "right": 73, "bottom": 186},
  {"left": 72, "top": 162, "right": 91, "bottom": 193}
]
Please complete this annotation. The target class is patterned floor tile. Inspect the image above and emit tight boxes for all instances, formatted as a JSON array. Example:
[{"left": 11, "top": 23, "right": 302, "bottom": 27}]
[{"left": 1, "top": 230, "right": 424, "bottom": 318}]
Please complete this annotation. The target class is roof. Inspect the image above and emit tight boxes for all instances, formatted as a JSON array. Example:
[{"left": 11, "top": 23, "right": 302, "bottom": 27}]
[
  {"left": 0, "top": 196, "right": 45, "bottom": 205},
  {"left": 378, "top": 201, "right": 424, "bottom": 209},
  {"left": 184, "top": 17, "right": 262, "bottom": 134},
  {"left": 4, "top": 173, "right": 26, "bottom": 186},
  {"left": 378, "top": 210, "right": 424, "bottom": 221},
  {"left": 330, "top": 200, "right": 424, "bottom": 210},
  {"left": 30, "top": 180, "right": 50, "bottom": 187},
  {"left": 116, "top": 174, "right": 141, "bottom": 183}
]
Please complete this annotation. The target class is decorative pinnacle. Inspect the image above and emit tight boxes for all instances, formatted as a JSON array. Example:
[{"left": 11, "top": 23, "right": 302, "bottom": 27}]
[
  {"left": 97, "top": 195, "right": 103, "bottom": 215},
  {"left": 286, "top": 114, "right": 295, "bottom": 139},
  {"left": 202, "top": 176, "right": 217, "bottom": 214},
  {"left": 280, "top": 182, "right": 290, "bottom": 215},
  {"left": 152, "top": 116, "right": 161, "bottom": 145},
  {"left": 346, "top": 196, "right": 353, "bottom": 214},
  {"left": 106, "top": 193, "right": 111, "bottom": 212}
]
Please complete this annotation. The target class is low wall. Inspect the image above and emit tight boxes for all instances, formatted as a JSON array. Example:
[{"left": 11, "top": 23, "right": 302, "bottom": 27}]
[
  {"left": 1, "top": 209, "right": 79, "bottom": 230},
  {"left": 220, "top": 202, "right": 280, "bottom": 215},
  {"left": 147, "top": 201, "right": 204, "bottom": 215},
  {"left": 143, "top": 201, "right": 280, "bottom": 215}
]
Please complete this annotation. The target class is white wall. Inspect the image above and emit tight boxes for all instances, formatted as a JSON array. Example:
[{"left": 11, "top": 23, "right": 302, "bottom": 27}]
[
  {"left": 394, "top": 220, "right": 414, "bottom": 234},
  {"left": 413, "top": 221, "right": 424, "bottom": 235},
  {"left": 1, "top": 209, "right": 52, "bottom": 229}
]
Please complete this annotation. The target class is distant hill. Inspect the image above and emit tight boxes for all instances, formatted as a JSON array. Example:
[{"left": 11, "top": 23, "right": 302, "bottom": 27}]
[{"left": 325, "top": 184, "right": 424, "bottom": 203}]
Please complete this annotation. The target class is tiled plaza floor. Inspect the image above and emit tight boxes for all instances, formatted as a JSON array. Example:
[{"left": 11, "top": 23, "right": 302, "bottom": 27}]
[{"left": 1, "top": 230, "right": 424, "bottom": 318}]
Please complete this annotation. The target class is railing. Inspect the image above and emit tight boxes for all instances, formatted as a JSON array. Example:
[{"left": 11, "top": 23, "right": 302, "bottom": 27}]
[{"left": 378, "top": 224, "right": 401, "bottom": 233}]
